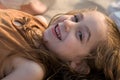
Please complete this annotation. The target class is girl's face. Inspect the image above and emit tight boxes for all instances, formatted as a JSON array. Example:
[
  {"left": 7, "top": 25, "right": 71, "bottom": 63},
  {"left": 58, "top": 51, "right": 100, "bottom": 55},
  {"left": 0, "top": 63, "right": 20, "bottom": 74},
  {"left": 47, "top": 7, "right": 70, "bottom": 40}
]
[{"left": 43, "top": 11, "right": 107, "bottom": 62}]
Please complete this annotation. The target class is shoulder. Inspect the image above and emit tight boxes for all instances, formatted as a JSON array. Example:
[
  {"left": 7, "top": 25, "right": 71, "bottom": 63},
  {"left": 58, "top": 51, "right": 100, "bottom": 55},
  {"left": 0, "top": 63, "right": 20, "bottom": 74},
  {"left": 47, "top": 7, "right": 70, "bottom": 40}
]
[{"left": 13, "top": 57, "right": 46, "bottom": 80}]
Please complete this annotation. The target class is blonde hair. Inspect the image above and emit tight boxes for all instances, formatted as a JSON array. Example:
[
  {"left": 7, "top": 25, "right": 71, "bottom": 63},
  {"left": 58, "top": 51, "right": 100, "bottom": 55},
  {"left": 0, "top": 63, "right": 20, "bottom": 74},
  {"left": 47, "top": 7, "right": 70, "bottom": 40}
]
[
  {"left": 49, "top": 9, "right": 120, "bottom": 80},
  {"left": 85, "top": 12, "right": 120, "bottom": 80},
  {"left": 94, "top": 15, "right": 120, "bottom": 80},
  {"left": 0, "top": 9, "right": 63, "bottom": 80}
]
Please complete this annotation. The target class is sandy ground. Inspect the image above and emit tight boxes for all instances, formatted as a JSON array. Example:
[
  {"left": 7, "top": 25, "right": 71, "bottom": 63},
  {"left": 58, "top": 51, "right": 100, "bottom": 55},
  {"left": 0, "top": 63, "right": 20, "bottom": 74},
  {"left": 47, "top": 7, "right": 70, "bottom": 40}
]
[{"left": 41, "top": 0, "right": 115, "bottom": 22}]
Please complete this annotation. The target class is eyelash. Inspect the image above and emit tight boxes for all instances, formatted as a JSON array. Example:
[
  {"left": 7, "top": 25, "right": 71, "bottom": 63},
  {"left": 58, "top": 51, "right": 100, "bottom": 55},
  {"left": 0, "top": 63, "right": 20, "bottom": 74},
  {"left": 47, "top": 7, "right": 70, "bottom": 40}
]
[
  {"left": 78, "top": 31, "right": 83, "bottom": 41},
  {"left": 74, "top": 15, "right": 79, "bottom": 22}
]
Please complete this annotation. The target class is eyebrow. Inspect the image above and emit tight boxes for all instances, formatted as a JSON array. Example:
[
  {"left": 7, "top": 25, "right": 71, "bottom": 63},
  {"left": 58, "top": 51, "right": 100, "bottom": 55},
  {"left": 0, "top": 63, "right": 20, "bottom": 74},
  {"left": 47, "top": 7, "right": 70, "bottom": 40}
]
[
  {"left": 78, "top": 13, "right": 84, "bottom": 21},
  {"left": 79, "top": 13, "right": 91, "bottom": 43},
  {"left": 84, "top": 25, "right": 91, "bottom": 42}
]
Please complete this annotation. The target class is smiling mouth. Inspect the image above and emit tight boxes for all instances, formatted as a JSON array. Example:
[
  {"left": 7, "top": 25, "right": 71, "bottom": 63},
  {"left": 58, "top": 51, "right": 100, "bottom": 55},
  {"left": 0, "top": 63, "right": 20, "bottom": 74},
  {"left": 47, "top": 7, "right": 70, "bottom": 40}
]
[{"left": 53, "top": 24, "right": 61, "bottom": 40}]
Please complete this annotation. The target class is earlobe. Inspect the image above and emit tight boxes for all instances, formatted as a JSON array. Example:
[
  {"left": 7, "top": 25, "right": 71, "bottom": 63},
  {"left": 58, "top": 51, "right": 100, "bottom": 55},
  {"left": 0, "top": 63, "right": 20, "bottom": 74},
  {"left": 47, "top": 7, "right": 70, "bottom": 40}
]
[{"left": 70, "top": 60, "right": 90, "bottom": 74}]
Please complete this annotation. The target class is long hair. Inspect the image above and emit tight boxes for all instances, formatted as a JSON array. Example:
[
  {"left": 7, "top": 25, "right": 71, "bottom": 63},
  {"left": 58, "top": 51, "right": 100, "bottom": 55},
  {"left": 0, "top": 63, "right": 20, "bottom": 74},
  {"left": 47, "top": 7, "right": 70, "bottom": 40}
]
[
  {"left": 48, "top": 9, "right": 120, "bottom": 80},
  {"left": 85, "top": 11, "right": 120, "bottom": 80},
  {"left": 96, "top": 15, "right": 120, "bottom": 80},
  {"left": 0, "top": 9, "right": 65, "bottom": 80}
]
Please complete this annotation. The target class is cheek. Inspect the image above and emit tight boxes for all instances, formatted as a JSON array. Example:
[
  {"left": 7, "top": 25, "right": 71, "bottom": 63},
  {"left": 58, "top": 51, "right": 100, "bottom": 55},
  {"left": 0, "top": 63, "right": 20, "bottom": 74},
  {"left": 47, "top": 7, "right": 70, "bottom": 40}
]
[
  {"left": 60, "top": 38, "right": 80, "bottom": 53},
  {"left": 63, "top": 38, "right": 89, "bottom": 57},
  {"left": 43, "top": 26, "right": 54, "bottom": 41},
  {"left": 43, "top": 29, "right": 50, "bottom": 42}
]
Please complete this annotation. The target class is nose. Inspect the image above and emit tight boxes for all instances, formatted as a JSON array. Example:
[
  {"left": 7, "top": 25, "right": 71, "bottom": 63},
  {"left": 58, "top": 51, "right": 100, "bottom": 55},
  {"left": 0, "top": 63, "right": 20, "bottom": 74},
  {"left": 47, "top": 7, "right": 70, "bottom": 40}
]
[{"left": 64, "top": 19, "right": 75, "bottom": 32}]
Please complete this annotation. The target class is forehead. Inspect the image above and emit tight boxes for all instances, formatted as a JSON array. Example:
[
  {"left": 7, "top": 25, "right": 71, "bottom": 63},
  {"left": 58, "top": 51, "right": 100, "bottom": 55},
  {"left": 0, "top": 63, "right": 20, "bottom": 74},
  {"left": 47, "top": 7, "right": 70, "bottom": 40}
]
[
  {"left": 66, "top": 10, "right": 107, "bottom": 35},
  {"left": 84, "top": 11, "right": 106, "bottom": 25},
  {"left": 82, "top": 11, "right": 108, "bottom": 51},
  {"left": 84, "top": 11, "right": 105, "bottom": 19},
  {"left": 86, "top": 11, "right": 107, "bottom": 41}
]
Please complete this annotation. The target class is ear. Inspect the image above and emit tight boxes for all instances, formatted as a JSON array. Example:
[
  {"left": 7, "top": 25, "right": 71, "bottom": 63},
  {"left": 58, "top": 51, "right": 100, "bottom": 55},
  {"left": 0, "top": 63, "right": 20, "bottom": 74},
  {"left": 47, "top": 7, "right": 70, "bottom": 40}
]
[{"left": 70, "top": 60, "right": 90, "bottom": 74}]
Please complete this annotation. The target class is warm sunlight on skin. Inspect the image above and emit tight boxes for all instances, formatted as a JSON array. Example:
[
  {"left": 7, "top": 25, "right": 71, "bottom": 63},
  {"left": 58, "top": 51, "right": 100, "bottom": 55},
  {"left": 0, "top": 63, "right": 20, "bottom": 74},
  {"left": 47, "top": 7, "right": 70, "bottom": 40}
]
[{"left": 43, "top": 11, "right": 107, "bottom": 63}]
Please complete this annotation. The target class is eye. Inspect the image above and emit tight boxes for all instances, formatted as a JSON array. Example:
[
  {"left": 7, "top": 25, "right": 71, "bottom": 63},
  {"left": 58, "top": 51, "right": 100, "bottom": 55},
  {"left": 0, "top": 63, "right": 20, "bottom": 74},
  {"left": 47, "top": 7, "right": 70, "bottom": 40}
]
[
  {"left": 78, "top": 31, "right": 83, "bottom": 41},
  {"left": 74, "top": 15, "right": 79, "bottom": 22}
]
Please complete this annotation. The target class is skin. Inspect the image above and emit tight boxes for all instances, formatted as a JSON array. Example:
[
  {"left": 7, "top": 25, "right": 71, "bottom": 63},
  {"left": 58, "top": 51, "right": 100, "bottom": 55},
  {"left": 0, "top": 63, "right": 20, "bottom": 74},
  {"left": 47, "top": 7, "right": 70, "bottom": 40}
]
[
  {"left": 43, "top": 11, "right": 107, "bottom": 64},
  {"left": 1, "top": 15, "right": 48, "bottom": 80},
  {"left": 2, "top": 57, "right": 45, "bottom": 80}
]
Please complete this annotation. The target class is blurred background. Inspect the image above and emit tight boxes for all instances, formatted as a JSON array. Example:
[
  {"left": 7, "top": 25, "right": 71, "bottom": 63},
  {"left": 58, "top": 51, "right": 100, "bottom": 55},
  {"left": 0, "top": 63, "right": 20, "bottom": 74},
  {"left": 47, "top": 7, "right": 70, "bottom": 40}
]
[
  {"left": 0, "top": 0, "right": 115, "bottom": 22},
  {"left": 41, "top": 0, "right": 115, "bottom": 22}
]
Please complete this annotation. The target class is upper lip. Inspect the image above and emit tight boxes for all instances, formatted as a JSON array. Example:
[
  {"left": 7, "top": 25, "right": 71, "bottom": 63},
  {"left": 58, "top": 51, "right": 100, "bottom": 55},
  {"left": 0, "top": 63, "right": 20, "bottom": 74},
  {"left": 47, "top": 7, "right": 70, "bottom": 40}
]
[{"left": 54, "top": 24, "right": 62, "bottom": 40}]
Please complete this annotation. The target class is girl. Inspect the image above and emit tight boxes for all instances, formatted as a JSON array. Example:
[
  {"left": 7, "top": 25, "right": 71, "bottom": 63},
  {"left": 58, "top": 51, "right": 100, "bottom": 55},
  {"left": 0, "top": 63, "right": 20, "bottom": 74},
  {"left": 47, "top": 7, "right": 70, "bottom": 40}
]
[
  {"left": 44, "top": 9, "right": 120, "bottom": 80},
  {"left": 0, "top": 9, "right": 64, "bottom": 80},
  {"left": 0, "top": 8, "right": 120, "bottom": 80}
]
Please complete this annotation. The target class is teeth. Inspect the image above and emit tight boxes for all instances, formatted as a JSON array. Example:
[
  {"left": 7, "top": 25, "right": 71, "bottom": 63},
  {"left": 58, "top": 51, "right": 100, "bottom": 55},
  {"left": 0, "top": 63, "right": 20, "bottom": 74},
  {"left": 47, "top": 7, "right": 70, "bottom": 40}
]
[
  {"left": 55, "top": 24, "right": 61, "bottom": 40},
  {"left": 56, "top": 27, "right": 59, "bottom": 34}
]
